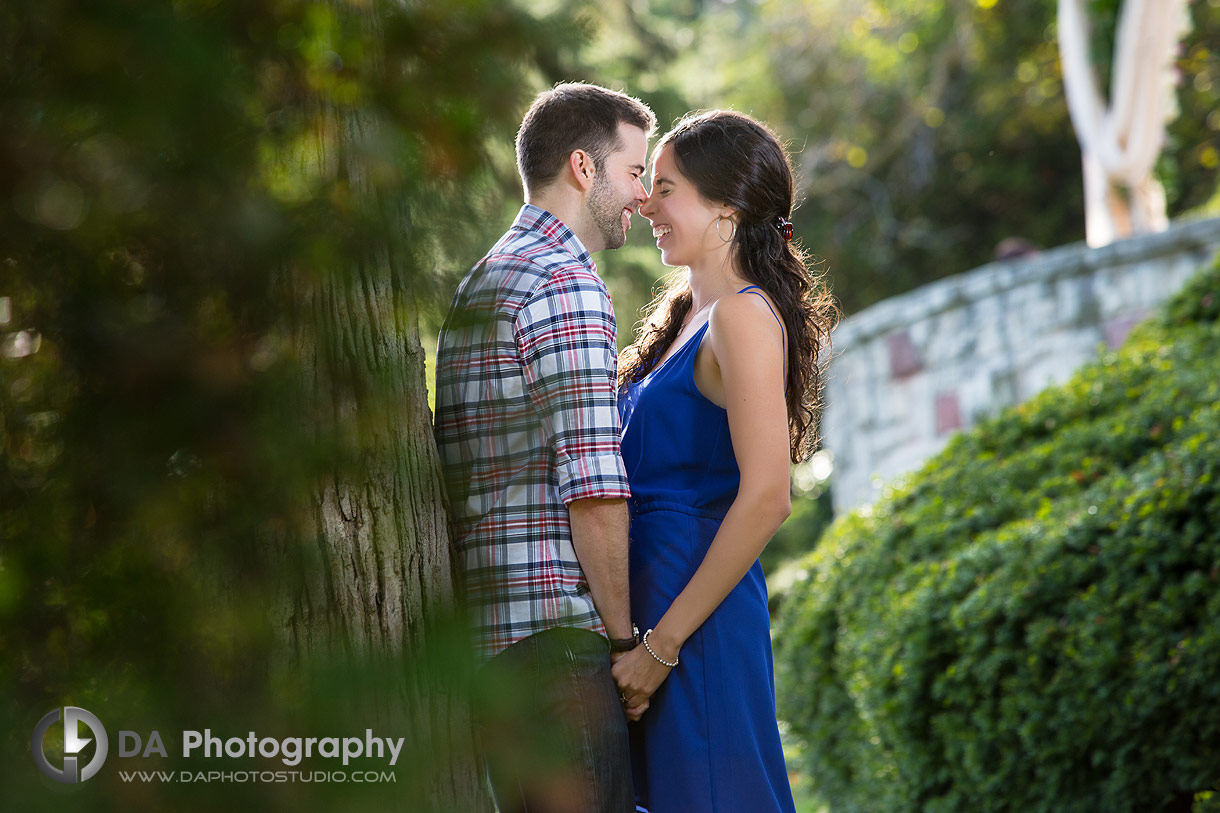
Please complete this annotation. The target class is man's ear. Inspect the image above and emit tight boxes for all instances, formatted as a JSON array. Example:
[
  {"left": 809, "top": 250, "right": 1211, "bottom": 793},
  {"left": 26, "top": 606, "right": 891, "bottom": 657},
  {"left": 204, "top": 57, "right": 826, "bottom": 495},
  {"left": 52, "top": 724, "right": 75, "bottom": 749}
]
[{"left": 568, "top": 149, "right": 597, "bottom": 192}]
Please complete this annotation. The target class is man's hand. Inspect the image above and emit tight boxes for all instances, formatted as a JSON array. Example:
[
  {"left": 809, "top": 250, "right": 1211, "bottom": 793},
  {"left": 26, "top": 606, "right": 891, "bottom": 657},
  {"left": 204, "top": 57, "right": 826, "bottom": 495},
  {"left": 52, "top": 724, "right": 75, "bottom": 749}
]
[
  {"left": 611, "top": 645, "right": 672, "bottom": 720},
  {"left": 611, "top": 649, "right": 651, "bottom": 720}
]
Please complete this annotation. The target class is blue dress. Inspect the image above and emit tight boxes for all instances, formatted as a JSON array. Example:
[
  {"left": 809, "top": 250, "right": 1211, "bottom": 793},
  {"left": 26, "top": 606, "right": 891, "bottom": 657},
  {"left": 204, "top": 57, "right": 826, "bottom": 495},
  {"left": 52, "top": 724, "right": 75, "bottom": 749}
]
[{"left": 618, "top": 288, "right": 796, "bottom": 813}]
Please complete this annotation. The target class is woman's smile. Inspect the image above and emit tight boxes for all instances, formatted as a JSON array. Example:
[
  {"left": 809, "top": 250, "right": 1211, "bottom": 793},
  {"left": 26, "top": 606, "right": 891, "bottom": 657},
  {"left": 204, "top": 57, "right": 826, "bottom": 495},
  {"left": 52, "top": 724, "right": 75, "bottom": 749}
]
[{"left": 641, "top": 143, "right": 731, "bottom": 269}]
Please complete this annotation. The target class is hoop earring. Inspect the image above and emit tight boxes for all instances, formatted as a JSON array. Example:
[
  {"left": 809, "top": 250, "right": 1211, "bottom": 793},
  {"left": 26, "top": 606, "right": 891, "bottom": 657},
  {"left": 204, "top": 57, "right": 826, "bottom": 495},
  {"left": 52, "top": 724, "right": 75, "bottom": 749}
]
[{"left": 715, "top": 216, "right": 736, "bottom": 243}]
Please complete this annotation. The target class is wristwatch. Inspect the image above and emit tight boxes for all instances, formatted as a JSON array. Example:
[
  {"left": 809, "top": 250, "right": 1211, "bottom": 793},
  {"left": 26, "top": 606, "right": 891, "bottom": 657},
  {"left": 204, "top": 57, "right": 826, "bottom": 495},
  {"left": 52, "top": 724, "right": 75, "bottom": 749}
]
[{"left": 608, "top": 624, "right": 640, "bottom": 653}]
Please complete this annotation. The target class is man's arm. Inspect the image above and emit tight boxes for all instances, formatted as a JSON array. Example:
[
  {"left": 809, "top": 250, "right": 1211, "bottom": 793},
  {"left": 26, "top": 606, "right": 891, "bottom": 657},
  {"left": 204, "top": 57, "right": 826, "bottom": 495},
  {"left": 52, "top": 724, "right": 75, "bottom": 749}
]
[
  {"left": 568, "top": 497, "right": 632, "bottom": 641},
  {"left": 515, "top": 266, "right": 634, "bottom": 641}
]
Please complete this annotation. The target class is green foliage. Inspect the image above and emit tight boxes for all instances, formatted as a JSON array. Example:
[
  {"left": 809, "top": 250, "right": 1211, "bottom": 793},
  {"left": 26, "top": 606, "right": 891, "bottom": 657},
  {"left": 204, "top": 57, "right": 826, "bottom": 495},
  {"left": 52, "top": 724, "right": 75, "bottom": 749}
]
[
  {"left": 684, "top": 0, "right": 1220, "bottom": 314},
  {"left": 775, "top": 252, "right": 1220, "bottom": 812},
  {"left": 764, "top": 486, "right": 835, "bottom": 581},
  {"left": 698, "top": 0, "right": 1080, "bottom": 312},
  {"left": 1160, "top": 1, "right": 1220, "bottom": 217},
  {"left": 0, "top": 0, "right": 575, "bottom": 808}
]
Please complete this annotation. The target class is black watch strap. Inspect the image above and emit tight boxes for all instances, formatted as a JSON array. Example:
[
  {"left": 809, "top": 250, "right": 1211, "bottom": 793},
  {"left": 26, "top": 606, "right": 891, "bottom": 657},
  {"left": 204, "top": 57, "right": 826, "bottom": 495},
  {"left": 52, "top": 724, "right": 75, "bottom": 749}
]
[{"left": 608, "top": 624, "right": 640, "bottom": 653}]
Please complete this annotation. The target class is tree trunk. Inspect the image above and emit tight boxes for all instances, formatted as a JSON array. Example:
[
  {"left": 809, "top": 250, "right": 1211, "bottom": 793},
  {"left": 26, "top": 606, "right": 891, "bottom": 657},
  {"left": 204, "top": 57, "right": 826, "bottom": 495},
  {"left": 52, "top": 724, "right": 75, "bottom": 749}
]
[
  {"left": 287, "top": 258, "right": 485, "bottom": 810},
  {"left": 275, "top": 6, "right": 487, "bottom": 811},
  {"left": 1058, "top": 0, "right": 1191, "bottom": 246}
]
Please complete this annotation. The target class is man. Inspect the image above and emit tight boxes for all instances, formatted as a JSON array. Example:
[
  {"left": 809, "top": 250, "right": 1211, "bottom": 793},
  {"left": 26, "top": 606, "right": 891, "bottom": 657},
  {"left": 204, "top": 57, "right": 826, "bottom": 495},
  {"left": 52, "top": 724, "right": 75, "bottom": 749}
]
[{"left": 433, "top": 83, "right": 655, "bottom": 812}]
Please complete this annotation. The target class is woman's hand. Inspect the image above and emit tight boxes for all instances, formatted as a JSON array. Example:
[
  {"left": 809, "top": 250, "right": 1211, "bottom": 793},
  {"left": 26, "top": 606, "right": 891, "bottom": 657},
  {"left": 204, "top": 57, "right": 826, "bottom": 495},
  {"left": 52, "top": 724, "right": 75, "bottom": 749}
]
[{"left": 612, "top": 643, "right": 674, "bottom": 720}]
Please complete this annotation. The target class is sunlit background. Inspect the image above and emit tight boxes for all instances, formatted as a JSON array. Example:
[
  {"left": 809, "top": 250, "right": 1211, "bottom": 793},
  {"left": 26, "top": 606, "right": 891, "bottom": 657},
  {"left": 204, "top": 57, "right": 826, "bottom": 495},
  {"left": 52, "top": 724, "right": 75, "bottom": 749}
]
[{"left": 3, "top": 0, "right": 1219, "bottom": 810}]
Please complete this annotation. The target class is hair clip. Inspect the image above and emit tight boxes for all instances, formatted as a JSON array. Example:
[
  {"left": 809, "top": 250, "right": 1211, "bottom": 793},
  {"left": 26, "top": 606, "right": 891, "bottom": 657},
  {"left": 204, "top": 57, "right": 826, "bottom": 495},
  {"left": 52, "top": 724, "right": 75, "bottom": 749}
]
[{"left": 776, "top": 216, "right": 794, "bottom": 241}]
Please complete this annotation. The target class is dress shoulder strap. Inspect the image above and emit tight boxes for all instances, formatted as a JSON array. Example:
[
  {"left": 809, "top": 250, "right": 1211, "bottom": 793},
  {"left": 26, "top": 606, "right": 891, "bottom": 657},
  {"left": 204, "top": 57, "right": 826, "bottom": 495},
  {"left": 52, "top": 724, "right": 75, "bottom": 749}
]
[{"left": 736, "top": 286, "right": 787, "bottom": 369}]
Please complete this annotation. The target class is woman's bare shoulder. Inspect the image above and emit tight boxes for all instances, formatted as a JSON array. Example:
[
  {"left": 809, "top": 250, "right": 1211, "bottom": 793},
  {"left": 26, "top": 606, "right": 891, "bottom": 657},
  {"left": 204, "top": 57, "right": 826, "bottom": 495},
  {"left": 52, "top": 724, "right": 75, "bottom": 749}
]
[{"left": 708, "top": 288, "right": 784, "bottom": 343}]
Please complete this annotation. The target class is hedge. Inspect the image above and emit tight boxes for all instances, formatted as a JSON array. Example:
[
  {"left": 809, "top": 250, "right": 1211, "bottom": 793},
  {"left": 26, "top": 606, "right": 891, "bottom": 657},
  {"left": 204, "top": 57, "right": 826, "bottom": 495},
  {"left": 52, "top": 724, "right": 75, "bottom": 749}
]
[{"left": 775, "top": 251, "right": 1220, "bottom": 812}]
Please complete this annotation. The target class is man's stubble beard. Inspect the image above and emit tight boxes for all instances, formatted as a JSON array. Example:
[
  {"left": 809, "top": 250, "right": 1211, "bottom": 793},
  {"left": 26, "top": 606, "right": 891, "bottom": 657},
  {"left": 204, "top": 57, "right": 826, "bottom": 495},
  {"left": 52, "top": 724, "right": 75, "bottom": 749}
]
[{"left": 587, "top": 173, "right": 627, "bottom": 251}]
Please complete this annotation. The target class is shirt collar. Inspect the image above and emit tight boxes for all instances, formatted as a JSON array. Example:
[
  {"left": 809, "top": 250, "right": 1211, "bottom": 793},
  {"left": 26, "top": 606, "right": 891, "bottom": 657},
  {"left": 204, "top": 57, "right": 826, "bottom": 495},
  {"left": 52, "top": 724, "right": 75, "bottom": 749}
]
[{"left": 512, "top": 204, "right": 593, "bottom": 268}]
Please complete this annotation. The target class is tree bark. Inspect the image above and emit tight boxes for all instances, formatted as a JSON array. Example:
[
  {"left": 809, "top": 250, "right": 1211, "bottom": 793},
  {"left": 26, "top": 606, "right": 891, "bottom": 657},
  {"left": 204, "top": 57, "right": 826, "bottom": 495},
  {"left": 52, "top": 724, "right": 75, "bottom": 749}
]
[
  {"left": 274, "top": 5, "right": 486, "bottom": 810},
  {"left": 287, "top": 255, "right": 485, "bottom": 810}
]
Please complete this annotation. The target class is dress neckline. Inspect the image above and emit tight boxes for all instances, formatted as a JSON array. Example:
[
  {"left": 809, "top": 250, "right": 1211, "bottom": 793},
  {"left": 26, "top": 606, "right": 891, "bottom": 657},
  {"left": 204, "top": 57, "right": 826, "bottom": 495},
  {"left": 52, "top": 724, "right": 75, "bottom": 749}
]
[
  {"left": 639, "top": 286, "right": 758, "bottom": 384},
  {"left": 644, "top": 320, "right": 710, "bottom": 382}
]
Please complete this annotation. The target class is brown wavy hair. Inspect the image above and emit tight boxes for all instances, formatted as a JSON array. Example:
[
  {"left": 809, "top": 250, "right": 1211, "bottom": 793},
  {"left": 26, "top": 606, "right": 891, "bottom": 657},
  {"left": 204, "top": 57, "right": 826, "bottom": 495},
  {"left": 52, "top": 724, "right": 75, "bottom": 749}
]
[{"left": 618, "top": 110, "right": 838, "bottom": 462}]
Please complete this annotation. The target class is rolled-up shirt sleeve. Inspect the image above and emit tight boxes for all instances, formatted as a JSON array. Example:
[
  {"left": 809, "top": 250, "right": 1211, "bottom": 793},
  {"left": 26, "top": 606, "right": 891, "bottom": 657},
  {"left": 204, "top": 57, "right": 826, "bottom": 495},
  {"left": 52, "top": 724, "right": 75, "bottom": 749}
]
[{"left": 515, "top": 266, "right": 631, "bottom": 505}]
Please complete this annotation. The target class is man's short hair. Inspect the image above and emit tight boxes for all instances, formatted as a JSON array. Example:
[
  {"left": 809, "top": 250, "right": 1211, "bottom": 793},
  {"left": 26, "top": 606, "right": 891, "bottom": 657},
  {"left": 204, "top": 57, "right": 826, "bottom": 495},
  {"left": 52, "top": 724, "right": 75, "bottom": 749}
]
[{"left": 515, "top": 82, "right": 656, "bottom": 195}]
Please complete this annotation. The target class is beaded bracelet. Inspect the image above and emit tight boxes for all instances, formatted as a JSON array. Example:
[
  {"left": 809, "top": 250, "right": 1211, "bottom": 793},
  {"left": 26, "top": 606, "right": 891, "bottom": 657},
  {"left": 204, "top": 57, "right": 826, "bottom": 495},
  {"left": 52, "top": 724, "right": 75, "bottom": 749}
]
[{"left": 642, "top": 628, "right": 679, "bottom": 668}]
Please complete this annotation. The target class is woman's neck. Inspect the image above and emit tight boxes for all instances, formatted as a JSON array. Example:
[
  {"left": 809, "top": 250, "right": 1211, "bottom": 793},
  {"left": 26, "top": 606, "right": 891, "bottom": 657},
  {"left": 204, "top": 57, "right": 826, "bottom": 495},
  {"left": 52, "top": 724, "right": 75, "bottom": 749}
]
[{"left": 687, "top": 256, "right": 743, "bottom": 313}]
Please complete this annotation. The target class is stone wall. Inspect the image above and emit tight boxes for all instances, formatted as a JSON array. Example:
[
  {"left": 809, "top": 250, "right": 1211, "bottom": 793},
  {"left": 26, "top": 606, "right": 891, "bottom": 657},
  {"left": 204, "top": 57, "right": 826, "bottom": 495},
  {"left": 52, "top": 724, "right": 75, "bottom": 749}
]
[{"left": 823, "top": 216, "right": 1220, "bottom": 512}]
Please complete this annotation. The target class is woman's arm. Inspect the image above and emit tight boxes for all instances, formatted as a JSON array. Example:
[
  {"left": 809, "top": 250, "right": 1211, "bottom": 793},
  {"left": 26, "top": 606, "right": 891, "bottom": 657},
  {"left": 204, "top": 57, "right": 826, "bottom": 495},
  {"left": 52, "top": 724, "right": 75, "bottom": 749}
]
[{"left": 612, "top": 293, "right": 791, "bottom": 708}]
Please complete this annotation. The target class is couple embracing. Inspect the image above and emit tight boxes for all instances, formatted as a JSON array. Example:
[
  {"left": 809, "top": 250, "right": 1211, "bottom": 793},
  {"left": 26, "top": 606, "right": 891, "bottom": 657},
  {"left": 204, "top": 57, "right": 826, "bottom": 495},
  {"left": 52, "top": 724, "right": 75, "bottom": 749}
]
[{"left": 434, "top": 82, "right": 834, "bottom": 813}]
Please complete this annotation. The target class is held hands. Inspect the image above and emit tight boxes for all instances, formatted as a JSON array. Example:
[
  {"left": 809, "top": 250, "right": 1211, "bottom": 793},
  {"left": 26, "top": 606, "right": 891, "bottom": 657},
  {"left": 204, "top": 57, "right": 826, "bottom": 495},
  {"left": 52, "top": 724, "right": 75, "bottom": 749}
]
[
  {"left": 610, "top": 649, "right": 652, "bottom": 721},
  {"left": 611, "top": 629, "right": 680, "bottom": 721}
]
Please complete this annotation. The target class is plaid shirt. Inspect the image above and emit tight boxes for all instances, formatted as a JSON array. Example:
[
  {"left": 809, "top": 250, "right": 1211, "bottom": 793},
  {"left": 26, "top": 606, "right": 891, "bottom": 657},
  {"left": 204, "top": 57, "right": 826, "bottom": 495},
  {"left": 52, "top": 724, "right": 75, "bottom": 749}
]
[{"left": 434, "top": 204, "right": 631, "bottom": 661}]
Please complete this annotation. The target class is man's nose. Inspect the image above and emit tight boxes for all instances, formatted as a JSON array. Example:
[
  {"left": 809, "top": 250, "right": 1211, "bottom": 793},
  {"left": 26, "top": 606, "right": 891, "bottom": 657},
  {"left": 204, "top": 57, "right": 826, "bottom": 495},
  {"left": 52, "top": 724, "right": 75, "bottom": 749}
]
[{"left": 639, "top": 190, "right": 656, "bottom": 219}]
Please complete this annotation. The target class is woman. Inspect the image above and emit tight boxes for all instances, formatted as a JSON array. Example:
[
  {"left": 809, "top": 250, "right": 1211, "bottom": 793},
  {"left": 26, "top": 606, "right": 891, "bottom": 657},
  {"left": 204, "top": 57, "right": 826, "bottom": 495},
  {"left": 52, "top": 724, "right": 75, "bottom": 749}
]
[{"left": 611, "top": 110, "right": 836, "bottom": 812}]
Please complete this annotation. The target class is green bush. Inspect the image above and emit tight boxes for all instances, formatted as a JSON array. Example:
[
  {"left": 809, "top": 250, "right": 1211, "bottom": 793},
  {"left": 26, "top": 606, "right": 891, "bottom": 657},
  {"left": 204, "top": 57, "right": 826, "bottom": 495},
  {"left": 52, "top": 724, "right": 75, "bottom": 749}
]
[
  {"left": 765, "top": 486, "right": 835, "bottom": 581},
  {"left": 775, "top": 252, "right": 1220, "bottom": 812}
]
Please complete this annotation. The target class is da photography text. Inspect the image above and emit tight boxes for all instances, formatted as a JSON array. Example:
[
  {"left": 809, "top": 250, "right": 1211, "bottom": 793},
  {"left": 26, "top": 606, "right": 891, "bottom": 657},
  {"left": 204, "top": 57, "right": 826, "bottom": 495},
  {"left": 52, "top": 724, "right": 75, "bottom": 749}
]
[
  {"left": 33, "top": 705, "right": 406, "bottom": 786},
  {"left": 131, "top": 728, "right": 406, "bottom": 766}
]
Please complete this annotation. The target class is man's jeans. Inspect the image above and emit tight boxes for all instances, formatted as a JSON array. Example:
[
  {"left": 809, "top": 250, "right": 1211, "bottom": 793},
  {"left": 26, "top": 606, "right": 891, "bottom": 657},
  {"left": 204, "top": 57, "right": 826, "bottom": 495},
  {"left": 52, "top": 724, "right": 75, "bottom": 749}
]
[{"left": 473, "top": 627, "right": 634, "bottom": 813}]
